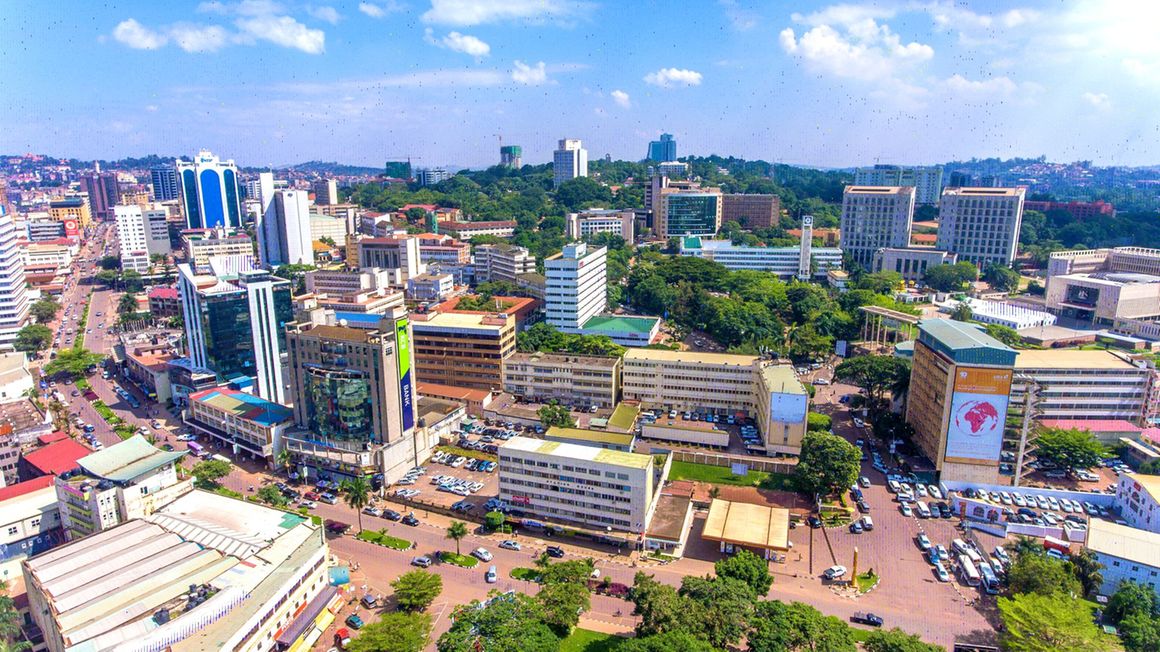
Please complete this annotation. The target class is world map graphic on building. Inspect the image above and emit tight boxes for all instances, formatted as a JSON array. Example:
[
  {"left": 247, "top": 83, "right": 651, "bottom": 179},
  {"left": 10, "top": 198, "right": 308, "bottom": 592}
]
[{"left": 952, "top": 400, "right": 1000, "bottom": 436}]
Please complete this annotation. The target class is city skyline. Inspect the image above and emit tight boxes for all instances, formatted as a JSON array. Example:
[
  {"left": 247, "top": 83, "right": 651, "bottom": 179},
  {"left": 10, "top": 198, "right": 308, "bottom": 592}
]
[{"left": 2, "top": 1, "right": 1158, "bottom": 168}]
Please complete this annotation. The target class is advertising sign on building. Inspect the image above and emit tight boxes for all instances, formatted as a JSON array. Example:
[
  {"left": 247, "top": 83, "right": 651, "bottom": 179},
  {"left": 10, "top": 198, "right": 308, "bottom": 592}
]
[
  {"left": 63, "top": 219, "right": 79, "bottom": 237},
  {"left": 395, "top": 317, "right": 415, "bottom": 432},
  {"left": 944, "top": 367, "right": 1012, "bottom": 462},
  {"left": 769, "top": 391, "right": 808, "bottom": 424}
]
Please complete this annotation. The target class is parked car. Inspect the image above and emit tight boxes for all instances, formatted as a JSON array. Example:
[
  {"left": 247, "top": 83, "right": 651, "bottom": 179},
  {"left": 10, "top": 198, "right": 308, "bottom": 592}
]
[
  {"left": 546, "top": 545, "right": 565, "bottom": 558},
  {"left": 849, "top": 521, "right": 864, "bottom": 534},
  {"left": 822, "top": 565, "right": 847, "bottom": 580},
  {"left": 344, "top": 615, "right": 364, "bottom": 630},
  {"left": 485, "top": 565, "right": 498, "bottom": 584},
  {"left": 916, "top": 533, "right": 931, "bottom": 550},
  {"left": 324, "top": 520, "right": 350, "bottom": 535},
  {"left": 499, "top": 540, "right": 521, "bottom": 551},
  {"left": 383, "top": 509, "right": 402, "bottom": 521},
  {"left": 472, "top": 547, "right": 493, "bottom": 562},
  {"left": 807, "top": 516, "right": 822, "bottom": 528},
  {"left": 852, "top": 612, "right": 884, "bottom": 627},
  {"left": 411, "top": 556, "right": 433, "bottom": 568},
  {"left": 402, "top": 514, "right": 420, "bottom": 526}
]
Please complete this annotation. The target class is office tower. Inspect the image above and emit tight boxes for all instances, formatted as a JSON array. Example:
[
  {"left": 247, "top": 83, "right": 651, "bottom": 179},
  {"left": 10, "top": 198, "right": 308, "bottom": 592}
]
[
  {"left": 177, "top": 257, "right": 292, "bottom": 402},
  {"left": 473, "top": 243, "right": 535, "bottom": 283},
  {"left": 285, "top": 308, "right": 421, "bottom": 482},
  {"left": 149, "top": 165, "right": 179, "bottom": 201},
  {"left": 0, "top": 213, "right": 29, "bottom": 346},
  {"left": 553, "top": 138, "right": 588, "bottom": 187},
  {"left": 411, "top": 310, "right": 516, "bottom": 390},
  {"left": 114, "top": 205, "right": 150, "bottom": 273},
  {"left": 48, "top": 196, "right": 91, "bottom": 234},
  {"left": 722, "top": 194, "right": 780, "bottom": 229},
  {"left": 655, "top": 187, "right": 723, "bottom": 237},
  {"left": 312, "top": 178, "right": 339, "bottom": 205},
  {"left": 176, "top": 149, "right": 242, "bottom": 229},
  {"left": 500, "top": 145, "right": 522, "bottom": 168},
  {"left": 937, "top": 187, "right": 1026, "bottom": 268},
  {"left": 647, "top": 133, "right": 677, "bottom": 162},
  {"left": 545, "top": 242, "right": 607, "bottom": 332},
  {"left": 79, "top": 171, "right": 120, "bottom": 220},
  {"left": 854, "top": 165, "right": 944, "bottom": 205},
  {"left": 416, "top": 168, "right": 452, "bottom": 186},
  {"left": 259, "top": 190, "right": 313, "bottom": 266},
  {"left": 566, "top": 209, "right": 635, "bottom": 242},
  {"left": 839, "top": 186, "right": 916, "bottom": 268},
  {"left": 357, "top": 236, "right": 426, "bottom": 281}
]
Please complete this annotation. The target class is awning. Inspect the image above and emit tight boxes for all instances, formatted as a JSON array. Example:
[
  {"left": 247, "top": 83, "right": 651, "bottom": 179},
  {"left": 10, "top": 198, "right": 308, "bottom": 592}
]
[{"left": 275, "top": 586, "right": 338, "bottom": 648}]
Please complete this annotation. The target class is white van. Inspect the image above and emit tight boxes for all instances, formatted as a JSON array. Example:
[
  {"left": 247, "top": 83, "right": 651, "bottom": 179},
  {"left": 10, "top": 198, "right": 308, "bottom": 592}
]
[
  {"left": 915, "top": 501, "right": 931, "bottom": 518},
  {"left": 951, "top": 538, "right": 970, "bottom": 555},
  {"left": 861, "top": 515, "right": 874, "bottom": 531}
]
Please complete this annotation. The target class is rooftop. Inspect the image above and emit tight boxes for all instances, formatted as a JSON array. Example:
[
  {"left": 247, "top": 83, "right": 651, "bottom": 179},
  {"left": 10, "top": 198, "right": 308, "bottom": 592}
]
[
  {"left": 1087, "top": 519, "right": 1160, "bottom": 570},
  {"left": 0, "top": 475, "right": 55, "bottom": 502},
  {"left": 411, "top": 310, "right": 512, "bottom": 331},
  {"left": 78, "top": 435, "right": 186, "bottom": 482},
  {"left": 1014, "top": 349, "right": 1136, "bottom": 370},
  {"left": 544, "top": 426, "right": 636, "bottom": 448},
  {"left": 417, "top": 382, "right": 492, "bottom": 403},
  {"left": 702, "top": 498, "right": 790, "bottom": 551},
  {"left": 293, "top": 323, "right": 375, "bottom": 343},
  {"left": 944, "top": 186, "right": 1026, "bottom": 197},
  {"left": 844, "top": 185, "right": 915, "bottom": 195},
  {"left": 624, "top": 348, "right": 760, "bottom": 367},
  {"left": 506, "top": 351, "right": 621, "bottom": 369},
  {"left": 607, "top": 403, "right": 640, "bottom": 431},
  {"left": 502, "top": 435, "right": 653, "bottom": 469},
  {"left": 21, "top": 439, "right": 91, "bottom": 476},
  {"left": 1038, "top": 419, "right": 1142, "bottom": 433},
  {"left": 190, "top": 388, "right": 294, "bottom": 426},
  {"left": 760, "top": 365, "right": 806, "bottom": 395},
  {"left": 147, "top": 287, "right": 180, "bottom": 300},
  {"left": 645, "top": 493, "right": 692, "bottom": 542}
]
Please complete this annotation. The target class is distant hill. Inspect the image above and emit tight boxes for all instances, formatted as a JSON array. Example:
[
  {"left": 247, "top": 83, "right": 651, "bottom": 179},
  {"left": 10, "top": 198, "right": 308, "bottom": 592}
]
[{"left": 253, "top": 160, "right": 385, "bottom": 176}]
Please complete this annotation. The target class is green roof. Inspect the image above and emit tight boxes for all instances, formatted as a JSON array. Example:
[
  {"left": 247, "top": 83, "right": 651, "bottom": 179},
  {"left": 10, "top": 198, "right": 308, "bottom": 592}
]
[
  {"left": 917, "top": 319, "right": 1017, "bottom": 366},
  {"left": 545, "top": 426, "right": 635, "bottom": 447},
  {"left": 582, "top": 315, "right": 661, "bottom": 334},
  {"left": 78, "top": 435, "right": 187, "bottom": 483},
  {"left": 683, "top": 236, "right": 702, "bottom": 249},
  {"left": 608, "top": 403, "right": 640, "bottom": 430}
]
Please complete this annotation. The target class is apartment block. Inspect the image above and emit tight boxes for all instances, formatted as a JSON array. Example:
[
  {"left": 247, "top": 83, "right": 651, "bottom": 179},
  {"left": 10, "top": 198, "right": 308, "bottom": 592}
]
[
  {"left": 936, "top": 187, "right": 1026, "bottom": 267},
  {"left": 411, "top": 310, "right": 516, "bottom": 391},
  {"left": 545, "top": 242, "right": 607, "bottom": 333},
  {"left": 655, "top": 187, "right": 723, "bottom": 238},
  {"left": 566, "top": 209, "right": 635, "bottom": 242},
  {"left": 417, "top": 233, "right": 471, "bottom": 265},
  {"left": 840, "top": 186, "right": 915, "bottom": 268},
  {"left": 855, "top": 165, "right": 944, "bottom": 205},
  {"left": 357, "top": 236, "right": 426, "bottom": 281},
  {"left": 872, "top": 247, "right": 958, "bottom": 282},
  {"left": 182, "top": 229, "right": 253, "bottom": 269},
  {"left": 502, "top": 352, "right": 621, "bottom": 408},
  {"left": 474, "top": 243, "right": 536, "bottom": 284},
  {"left": 721, "top": 194, "right": 780, "bottom": 229}
]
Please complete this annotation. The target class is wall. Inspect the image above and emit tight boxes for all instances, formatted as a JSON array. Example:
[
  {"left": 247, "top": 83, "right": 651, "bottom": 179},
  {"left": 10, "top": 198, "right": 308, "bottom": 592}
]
[{"left": 669, "top": 450, "right": 795, "bottom": 475}]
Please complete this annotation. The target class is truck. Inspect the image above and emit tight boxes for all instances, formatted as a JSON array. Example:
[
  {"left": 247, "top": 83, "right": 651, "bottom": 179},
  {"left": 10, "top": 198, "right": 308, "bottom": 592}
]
[
  {"left": 1043, "top": 535, "right": 1071, "bottom": 556},
  {"left": 851, "top": 612, "right": 884, "bottom": 627}
]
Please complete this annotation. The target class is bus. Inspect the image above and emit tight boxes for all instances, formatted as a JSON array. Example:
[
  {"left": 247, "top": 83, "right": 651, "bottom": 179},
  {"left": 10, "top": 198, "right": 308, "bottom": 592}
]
[
  {"left": 958, "top": 555, "right": 981, "bottom": 587},
  {"left": 978, "top": 561, "right": 1001, "bottom": 595},
  {"left": 187, "top": 441, "right": 205, "bottom": 457}
]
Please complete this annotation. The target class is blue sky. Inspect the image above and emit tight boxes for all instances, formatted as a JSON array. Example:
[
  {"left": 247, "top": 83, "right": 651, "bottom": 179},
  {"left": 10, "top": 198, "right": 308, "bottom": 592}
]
[{"left": 2, "top": 0, "right": 1159, "bottom": 169}]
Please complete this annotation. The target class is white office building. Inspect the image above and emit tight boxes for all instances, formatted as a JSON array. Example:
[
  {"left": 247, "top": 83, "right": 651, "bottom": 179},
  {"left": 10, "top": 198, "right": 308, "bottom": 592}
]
[
  {"left": 545, "top": 242, "right": 606, "bottom": 332},
  {"left": 0, "top": 213, "right": 29, "bottom": 346},
  {"left": 114, "top": 204, "right": 171, "bottom": 273},
  {"left": 945, "top": 298, "right": 1056, "bottom": 330},
  {"left": 855, "top": 165, "right": 944, "bottom": 205},
  {"left": 498, "top": 435, "right": 658, "bottom": 533},
  {"left": 259, "top": 189, "right": 313, "bottom": 266},
  {"left": 566, "top": 209, "right": 635, "bottom": 242},
  {"left": 937, "top": 187, "right": 1026, "bottom": 267},
  {"left": 679, "top": 237, "right": 843, "bottom": 280},
  {"left": 840, "top": 186, "right": 916, "bottom": 268},
  {"left": 1088, "top": 518, "right": 1160, "bottom": 599},
  {"left": 553, "top": 138, "right": 588, "bottom": 187}
]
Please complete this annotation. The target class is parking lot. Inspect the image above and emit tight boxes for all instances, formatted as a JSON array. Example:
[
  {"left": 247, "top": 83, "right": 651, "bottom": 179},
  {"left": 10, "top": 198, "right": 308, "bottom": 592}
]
[{"left": 386, "top": 421, "right": 518, "bottom": 513}]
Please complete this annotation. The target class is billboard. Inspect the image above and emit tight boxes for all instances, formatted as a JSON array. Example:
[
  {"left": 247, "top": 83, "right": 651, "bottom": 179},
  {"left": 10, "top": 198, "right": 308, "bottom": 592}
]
[
  {"left": 63, "top": 219, "right": 79, "bottom": 237},
  {"left": 769, "top": 391, "right": 808, "bottom": 424},
  {"left": 395, "top": 317, "right": 415, "bottom": 432},
  {"left": 944, "top": 367, "right": 1012, "bottom": 462}
]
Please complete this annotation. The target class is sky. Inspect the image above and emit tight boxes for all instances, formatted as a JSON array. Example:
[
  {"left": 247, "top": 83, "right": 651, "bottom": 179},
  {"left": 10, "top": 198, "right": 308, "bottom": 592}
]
[{"left": 2, "top": 0, "right": 1160, "bottom": 169}]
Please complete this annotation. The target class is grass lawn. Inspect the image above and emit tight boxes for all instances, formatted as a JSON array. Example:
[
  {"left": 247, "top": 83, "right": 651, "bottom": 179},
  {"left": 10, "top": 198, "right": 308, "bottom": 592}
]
[
  {"left": 850, "top": 628, "right": 873, "bottom": 643},
  {"left": 854, "top": 571, "right": 880, "bottom": 593},
  {"left": 355, "top": 530, "right": 413, "bottom": 550},
  {"left": 439, "top": 551, "right": 479, "bottom": 568},
  {"left": 91, "top": 400, "right": 123, "bottom": 426},
  {"left": 560, "top": 628, "right": 625, "bottom": 652},
  {"left": 668, "top": 460, "right": 771, "bottom": 487}
]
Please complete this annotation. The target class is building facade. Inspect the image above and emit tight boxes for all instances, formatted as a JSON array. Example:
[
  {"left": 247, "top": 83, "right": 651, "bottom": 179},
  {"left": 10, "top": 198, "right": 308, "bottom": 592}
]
[
  {"left": 258, "top": 189, "right": 313, "bottom": 266},
  {"left": 312, "top": 178, "right": 339, "bottom": 205},
  {"left": 502, "top": 352, "right": 621, "bottom": 408},
  {"left": 566, "top": 209, "right": 635, "bottom": 242},
  {"left": 474, "top": 243, "right": 536, "bottom": 284},
  {"left": 872, "top": 247, "right": 957, "bottom": 282},
  {"left": 647, "top": 133, "right": 677, "bottom": 162},
  {"left": 113, "top": 204, "right": 169, "bottom": 273},
  {"left": 357, "top": 236, "right": 426, "bottom": 281},
  {"left": 411, "top": 310, "right": 516, "bottom": 391},
  {"left": 150, "top": 165, "right": 179, "bottom": 202},
  {"left": 721, "top": 194, "right": 780, "bottom": 229},
  {"left": 545, "top": 242, "right": 607, "bottom": 333},
  {"left": 1115, "top": 474, "right": 1160, "bottom": 534},
  {"left": 936, "top": 187, "right": 1026, "bottom": 267},
  {"left": 840, "top": 186, "right": 916, "bottom": 268},
  {"left": 679, "top": 237, "right": 842, "bottom": 280},
  {"left": 0, "top": 214, "right": 29, "bottom": 345},
  {"left": 79, "top": 171, "right": 120, "bottom": 221},
  {"left": 186, "top": 387, "right": 293, "bottom": 465},
  {"left": 553, "top": 138, "right": 588, "bottom": 187},
  {"left": 183, "top": 230, "right": 253, "bottom": 269},
  {"left": 500, "top": 145, "right": 522, "bottom": 168},
  {"left": 854, "top": 165, "right": 944, "bottom": 205},
  {"left": 655, "top": 188, "right": 723, "bottom": 238},
  {"left": 1087, "top": 519, "right": 1160, "bottom": 600},
  {"left": 176, "top": 150, "right": 242, "bottom": 229}
]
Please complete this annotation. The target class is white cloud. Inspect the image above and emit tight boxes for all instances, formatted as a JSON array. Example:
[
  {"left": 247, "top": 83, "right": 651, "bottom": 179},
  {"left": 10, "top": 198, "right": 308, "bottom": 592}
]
[
  {"left": 235, "top": 14, "right": 325, "bottom": 54},
  {"left": 511, "top": 60, "right": 548, "bottom": 85},
  {"left": 112, "top": 19, "right": 168, "bottom": 50},
  {"left": 424, "top": 28, "right": 490, "bottom": 57},
  {"left": 358, "top": 1, "right": 404, "bottom": 18},
  {"left": 718, "top": 0, "right": 758, "bottom": 31},
  {"left": 610, "top": 89, "right": 631, "bottom": 108},
  {"left": 942, "top": 74, "right": 1018, "bottom": 97},
  {"left": 170, "top": 23, "right": 230, "bottom": 52},
  {"left": 791, "top": 4, "right": 895, "bottom": 28},
  {"left": 643, "top": 67, "right": 703, "bottom": 88},
  {"left": 1082, "top": 91, "right": 1111, "bottom": 110},
  {"left": 197, "top": 0, "right": 285, "bottom": 15},
  {"left": 421, "top": 0, "right": 589, "bottom": 26},
  {"left": 779, "top": 19, "right": 932, "bottom": 81},
  {"left": 307, "top": 6, "right": 341, "bottom": 24}
]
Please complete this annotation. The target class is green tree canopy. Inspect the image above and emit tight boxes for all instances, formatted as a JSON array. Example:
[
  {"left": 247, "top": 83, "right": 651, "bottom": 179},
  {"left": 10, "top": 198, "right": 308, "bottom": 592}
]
[
  {"left": 44, "top": 348, "right": 106, "bottom": 379},
  {"left": 29, "top": 297, "right": 60, "bottom": 324},
  {"left": 998, "top": 592, "right": 1115, "bottom": 652},
  {"left": 714, "top": 549, "right": 773, "bottom": 596},
  {"left": 517, "top": 322, "right": 626, "bottom": 357},
  {"left": 445, "top": 520, "right": 468, "bottom": 556},
  {"left": 984, "top": 323, "right": 1023, "bottom": 348},
  {"left": 14, "top": 324, "right": 53, "bottom": 353},
  {"left": 677, "top": 575, "right": 756, "bottom": 649},
  {"left": 618, "top": 630, "right": 717, "bottom": 652},
  {"left": 1033, "top": 427, "right": 1105, "bottom": 472},
  {"left": 536, "top": 581, "right": 590, "bottom": 636},
  {"left": 862, "top": 628, "right": 944, "bottom": 652},
  {"left": 1107, "top": 581, "right": 1158, "bottom": 624},
  {"left": 794, "top": 431, "right": 862, "bottom": 497},
  {"left": 748, "top": 600, "right": 856, "bottom": 652},
  {"left": 1068, "top": 548, "right": 1104, "bottom": 597},
  {"left": 437, "top": 592, "right": 558, "bottom": 652},
  {"left": 391, "top": 570, "right": 443, "bottom": 612},
  {"left": 807, "top": 412, "right": 832, "bottom": 432},
  {"left": 922, "top": 262, "right": 978, "bottom": 292},
  {"left": 629, "top": 572, "right": 696, "bottom": 639},
  {"left": 983, "top": 263, "right": 1021, "bottom": 292},
  {"left": 99, "top": 255, "right": 120, "bottom": 270},
  {"left": 347, "top": 611, "right": 431, "bottom": 652},
  {"left": 190, "top": 459, "right": 232, "bottom": 488},
  {"left": 949, "top": 303, "right": 973, "bottom": 322},
  {"left": 1006, "top": 550, "right": 1082, "bottom": 597},
  {"left": 538, "top": 401, "right": 576, "bottom": 428},
  {"left": 341, "top": 476, "right": 372, "bottom": 532},
  {"left": 833, "top": 356, "right": 911, "bottom": 408},
  {"left": 1119, "top": 610, "right": 1160, "bottom": 652},
  {"left": 255, "top": 484, "right": 287, "bottom": 507}
]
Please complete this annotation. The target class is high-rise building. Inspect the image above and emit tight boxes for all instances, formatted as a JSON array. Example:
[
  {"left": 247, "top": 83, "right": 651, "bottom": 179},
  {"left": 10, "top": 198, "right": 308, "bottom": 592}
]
[
  {"left": 473, "top": 243, "right": 536, "bottom": 284},
  {"left": 565, "top": 209, "right": 635, "bottom": 242},
  {"left": 258, "top": 189, "right": 313, "bottom": 266},
  {"left": 183, "top": 229, "right": 254, "bottom": 269},
  {"left": 937, "top": 187, "right": 1026, "bottom": 268},
  {"left": 839, "top": 186, "right": 916, "bottom": 268},
  {"left": 312, "top": 178, "right": 339, "bottom": 205},
  {"left": 177, "top": 257, "right": 292, "bottom": 402},
  {"left": 655, "top": 187, "right": 723, "bottom": 237},
  {"left": 500, "top": 145, "right": 522, "bottom": 168},
  {"left": 149, "top": 165, "right": 179, "bottom": 201},
  {"left": 678, "top": 236, "right": 843, "bottom": 280},
  {"left": 114, "top": 205, "right": 152, "bottom": 273},
  {"left": 357, "top": 236, "right": 426, "bottom": 281},
  {"left": 48, "top": 196, "right": 91, "bottom": 234},
  {"left": 647, "top": 133, "right": 677, "bottom": 162},
  {"left": 854, "top": 165, "right": 944, "bottom": 205},
  {"left": 176, "top": 150, "right": 242, "bottom": 229},
  {"left": 0, "top": 213, "right": 29, "bottom": 346},
  {"left": 416, "top": 168, "right": 453, "bottom": 186},
  {"left": 79, "top": 171, "right": 120, "bottom": 220},
  {"left": 284, "top": 308, "right": 423, "bottom": 483},
  {"left": 553, "top": 138, "right": 588, "bottom": 187},
  {"left": 411, "top": 310, "right": 516, "bottom": 391},
  {"left": 721, "top": 194, "right": 780, "bottom": 229},
  {"left": 545, "top": 242, "right": 607, "bottom": 333}
]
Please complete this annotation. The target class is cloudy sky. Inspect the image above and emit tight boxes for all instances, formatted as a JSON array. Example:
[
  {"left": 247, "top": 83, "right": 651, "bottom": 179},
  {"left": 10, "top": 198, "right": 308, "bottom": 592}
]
[{"left": 2, "top": 0, "right": 1158, "bottom": 168}]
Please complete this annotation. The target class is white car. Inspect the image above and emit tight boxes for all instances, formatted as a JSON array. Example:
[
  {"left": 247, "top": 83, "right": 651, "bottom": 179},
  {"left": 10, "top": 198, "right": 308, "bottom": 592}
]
[
  {"left": 822, "top": 565, "right": 847, "bottom": 580},
  {"left": 900, "top": 503, "right": 913, "bottom": 517},
  {"left": 928, "top": 485, "right": 943, "bottom": 500},
  {"left": 853, "top": 418, "right": 866, "bottom": 428},
  {"left": 499, "top": 540, "right": 521, "bottom": 551},
  {"left": 917, "top": 533, "right": 931, "bottom": 550},
  {"left": 915, "top": 484, "right": 928, "bottom": 498},
  {"left": 472, "top": 547, "right": 493, "bottom": 562},
  {"left": 935, "top": 562, "right": 951, "bottom": 582}
]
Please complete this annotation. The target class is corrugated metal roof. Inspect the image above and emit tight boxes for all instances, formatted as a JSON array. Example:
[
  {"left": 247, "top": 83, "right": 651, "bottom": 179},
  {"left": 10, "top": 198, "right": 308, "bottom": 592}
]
[
  {"left": 917, "top": 319, "right": 1017, "bottom": 366},
  {"left": 1088, "top": 519, "right": 1160, "bottom": 569},
  {"left": 78, "top": 435, "right": 186, "bottom": 483}
]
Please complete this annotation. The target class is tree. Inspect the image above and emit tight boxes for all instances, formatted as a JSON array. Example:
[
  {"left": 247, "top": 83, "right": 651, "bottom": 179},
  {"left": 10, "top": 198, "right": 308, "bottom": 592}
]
[
  {"left": 1141, "top": 458, "right": 1160, "bottom": 475},
  {"left": 997, "top": 592, "right": 1114, "bottom": 652},
  {"left": 44, "top": 348, "right": 106, "bottom": 379},
  {"left": 121, "top": 270, "right": 144, "bottom": 293},
  {"left": 256, "top": 484, "right": 288, "bottom": 507},
  {"left": 984, "top": 323, "right": 1023, "bottom": 348},
  {"left": 191, "top": 459, "right": 232, "bottom": 488},
  {"left": 1034, "top": 427, "right": 1105, "bottom": 472},
  {"left": 536, "top": 581, "right": 591, "bottom": 636},
  {"left": 678, "top": 575, "right": 756, "bottom": 649},
  {"left": 29, "top": 297, "right": 60, "bottom": 324},
  {"left": 949, "top": 303, "right": 973, "bottom": 322},
  {"left": 834, "top": 356, "right": 911, "bottom": 408},
  {"left": 922, "top": 262, "right": 977, "bottom": 292},
  {"left": 99, "top": 255, "right": 120, "bottom": 270},
  {"left": 855, "top": 271, "right": 903, "bottom": 294},
  {"left": 539, "top": 558, "right": 596, "bottom": 586},
  {"left": 445, "top": 520, "right": 468, "bottom": 556},
  {"left": 341, "top": 476, "right": 372, "bottom": 533},
  {"left": 538, "top": 401, "right": 576, "bottom": 428},
  {"left": 1068, "top": 548, "right": 1104, "bottom": 597},
  {"left": 484, "top": 510, "right": 506, "bottom": 531},
  {"left": 14, "top": 324, "right": 53, "bottom": 353},
  {"left": 1107, "top": 581, "right": 1158, "bottom": 625},
  {"left": 437, "top": 592, "right": 558, "bottom": 652},
  {"left": 347, "top": 611, "right": 431, "bottom": 652},
  {"left": 275, "top": 448, "right": 292, "bottom": 475},
  {"left": 1119, "top": 610, "right": 1160, "bottom": 652},
  {"left": 1006, "top": 551, "right": 1081, "bottom": 597},
  {"left": 983, "top": 263, "right": 1021, "bottom": 292},
  {"left": 629, "top": 572, "right": 693, "bottom": 638},
  {"left": 0, "top": 580, "right": 29, "bottom": 652},
  {"left": 807, "top": 412, "right": 832, "bottom": 432},
  {"left": 862, "top": 628, "right": 944, "bottom": 652},
  {"left": 95, "top": 269, "right": 120, "bottom": 286},
  {"left": 748, "top": 600, "right": 856, "bottom": 652},
  {"left": 118, "top": 292, "right": 139, "bottom": 316},
  {"left": 391, "top": 570, "right": 443, "bottom": 612},
  {"left": 794, "top": 431, "right": 861, "bottom": 497},
  {"left": 619, "top": 630, "right": 716, "bottom": 652},
  {"left": 714, "top": 549, "right": 772, "bottom": 595},
  {"left": 1010, "top": 535, "right": 1044, "bottom": 559}
]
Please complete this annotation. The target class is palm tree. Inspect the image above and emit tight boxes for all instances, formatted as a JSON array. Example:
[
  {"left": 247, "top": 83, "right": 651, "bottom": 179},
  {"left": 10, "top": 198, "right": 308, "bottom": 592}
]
[
  {"left": 1011, "top": 535, "right": 1043, "bottom": 559},
  {"left": 275, "top": 449, "right": 292, "bottom": 476},
  {"left": 340, "top": 476, "right": 371, "bottom": 533},
  {"left": 0, "top": 580, "right": 30, "bottom": 652},
  {"left": 445, "top": 520, "right": 468, "bottom": 557}
]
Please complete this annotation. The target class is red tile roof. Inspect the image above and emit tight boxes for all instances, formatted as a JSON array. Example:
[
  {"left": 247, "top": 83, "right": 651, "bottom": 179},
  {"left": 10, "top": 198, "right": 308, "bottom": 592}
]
[
  {"left": 21, "top": 439, "right": 91, "bottom": 476},
  {"left": 0, "top": 476, "right": 54, "bottom": 502},
  {"left": 148, "top": 287, "right": 180, "bottom": 300},
  {"left": 37, "top": 431, "right": 69, "bottom": 445}
]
